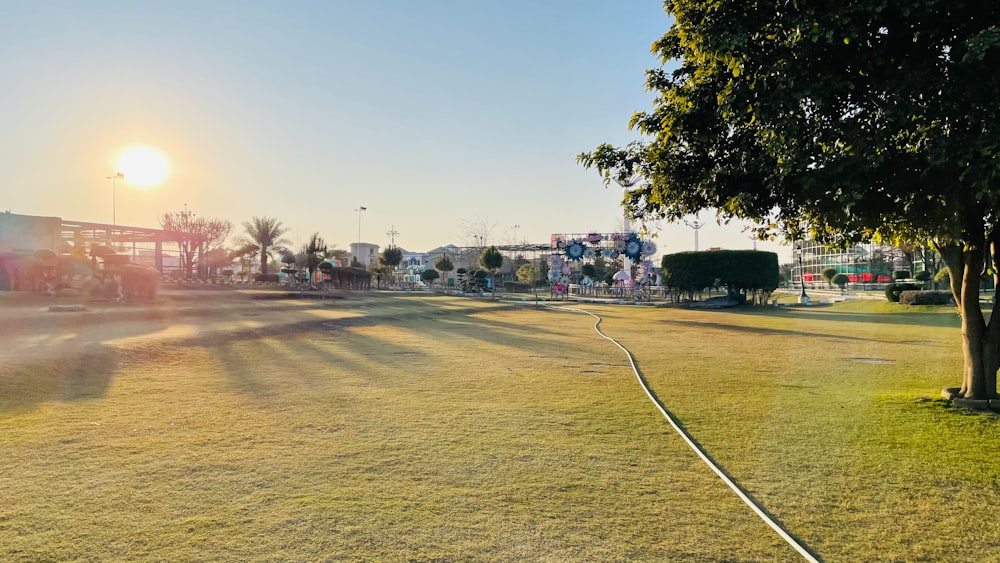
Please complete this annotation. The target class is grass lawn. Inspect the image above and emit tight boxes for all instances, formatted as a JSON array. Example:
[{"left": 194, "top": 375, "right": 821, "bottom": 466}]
[{"left": 1, "top": 291, "right": 998, "bottom": 561}]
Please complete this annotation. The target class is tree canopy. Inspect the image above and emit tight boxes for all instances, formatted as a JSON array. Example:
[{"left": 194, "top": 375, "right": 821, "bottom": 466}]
[
  {"left": 434, "top": 254, "right": 454, "bottom": 273},
  {"left": 159, "top": 208, "right": 231, "bottom": 278},
  {"left": 301, "top": 232, "right": 328, "bottom": 278},
  {"left": 380, "top": 246, "right": 403, "bottom": 269},
  {"left": 479, "top": 246, "right": 503, "bottom": 271},
  {"left": 579, "top": 1, "right": 1000, "bottom": 399},
  {"left": 240, "top": 216, "right": 290, "bottom": 275}
]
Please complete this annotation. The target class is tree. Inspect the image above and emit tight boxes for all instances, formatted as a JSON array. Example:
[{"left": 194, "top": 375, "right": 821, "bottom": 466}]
[
  {"left": 516, "top": 263, "right": 536, "bottom": 284},
  {"left": 460, "top": 216, "right": 495, "bottom": 251},
  {"left": 204, "top": 247, "right": 232, "bottom": 277},
  {"left": 479, "top": 246, "right": 503, "bottom": 297},
  {"left": 434, "top": 253, "right": 454, "bottom": 285},
  {"left": 434, "top": 254, "right": 454, "bottom": 272},
  {"left": 821, "top": 268, "right": 838, "bottom": 289},
  {"left": 278, "top": 249, "right": 296, "bottom": 273},
  {"left": 380, "top": 246, "right": 403, "bottom": 269},
  {"left": 230, "top": 243, "right": 259, "bottom": 281},
  {"left": 240, "top": 217, "right": 290, "bottom": 276},
  {"left": 935, "top": 268, "right": 951, "bottom": 290},
  {"left": 578, "top": 1, "right": 1000, "bottom": 400},
  {"left": 159, "top": 208, "right": 231, "bottom": 279},
  {"left": 420, "top": 268, "right": 440, "bottom": 286},
  {"left": 379, "top": 246, "right": 403, "bottom": 286},
  {"left": 832, "top": 273, "right": 850, "bottom": 293},
  {"left": 301, "top": 232, "right": 328, "bottom": 281},
  {"left": 323, "top": 247, "right": 349, "bottom": 264}
]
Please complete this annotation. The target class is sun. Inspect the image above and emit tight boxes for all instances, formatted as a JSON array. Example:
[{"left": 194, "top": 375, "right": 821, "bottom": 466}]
[{"left": 116, "top": 146, "right": 169, "bottom": 188}]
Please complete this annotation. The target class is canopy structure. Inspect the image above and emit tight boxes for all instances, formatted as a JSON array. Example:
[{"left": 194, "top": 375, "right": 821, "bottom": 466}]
[
  {"left": 60, "top": 218, "right": 208, "bottom": 277},
  {"left": 0, "top": 213, "right": 207, "bottom": 278}
]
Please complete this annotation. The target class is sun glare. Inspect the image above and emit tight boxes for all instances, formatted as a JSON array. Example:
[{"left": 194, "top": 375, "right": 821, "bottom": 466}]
[{"left": 116, "top": 146, "right": 169, "bottom": 188}]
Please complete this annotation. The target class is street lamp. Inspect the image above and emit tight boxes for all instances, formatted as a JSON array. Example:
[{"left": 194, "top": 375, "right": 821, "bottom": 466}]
[
  {"left": 797, "top": 241, "right": 810, "bottom": 304},
  {"left": 612, "top": 173, "right": 641, "bottom": 280},
  {"left": 683, "top": 218, "right": 705, "bottom": 251},
  {"left": 354, "top": 206, "right": 366, "bottom": 267},
  {"left": 106, "top": 172, "right": 124, "bottom": 233}
]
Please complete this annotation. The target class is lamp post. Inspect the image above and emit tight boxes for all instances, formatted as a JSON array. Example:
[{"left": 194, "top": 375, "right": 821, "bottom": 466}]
[
  {"left": 106, "top": 172, "right": 124, "bottom": 242},
  {"left": 797, "top": 241, "right": 810, "bottom": 304},
  {"left": 684, "top": 218, "right": 705, "bottom": 251},
  {"left": 612, "top": 173, "right": 641, "bottom": 280},
  {"left": 354, "top": 206, "right": 366, "bottom": 267}
]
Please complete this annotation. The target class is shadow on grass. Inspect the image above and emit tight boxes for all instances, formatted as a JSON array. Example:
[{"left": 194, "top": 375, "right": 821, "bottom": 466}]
[
  {"left": 0, "top": 343, "right": 119, "bottom": 413},
  {"left": 729, "top": 305, "right": 961, "bottom": 328},
  {"left": 657, "top": 318, "right": 891, "bottom": 344}
]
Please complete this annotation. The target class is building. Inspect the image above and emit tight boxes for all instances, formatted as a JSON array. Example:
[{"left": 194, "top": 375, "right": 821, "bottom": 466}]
[
  {"left": 791, "top": 239, "right": 940, "bottom": 288},
  {"left": 349, "top": 242, "right": 380, "bottom": 269},
  {"left": 0, "top": 212, "right": 62, "bottom": 254},
  {"left": 0, "top": 211, "right": 208, "bottom": 290}
]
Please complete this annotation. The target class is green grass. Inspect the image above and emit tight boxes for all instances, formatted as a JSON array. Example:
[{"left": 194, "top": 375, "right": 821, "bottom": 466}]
[{"left": 1, "top": 292, "right": 998, "bottom": 561}]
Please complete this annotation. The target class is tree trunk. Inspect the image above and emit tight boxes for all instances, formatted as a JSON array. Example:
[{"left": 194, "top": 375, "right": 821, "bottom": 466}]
[
  {"left": 939, "top": 242, "right": 998, "bottom": 399},
  {"left": 260, "top": 249, "right": 269, "bottom": 275}
]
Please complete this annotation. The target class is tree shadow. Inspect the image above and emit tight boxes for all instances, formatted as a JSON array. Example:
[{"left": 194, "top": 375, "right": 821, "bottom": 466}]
[
  {"left": 0, "top": 343, "right": 119, "bottom": 414},
  {"left": 656, "top": 318, "right": 891, "bottom": 344},
  {"left": 723, "top": 305, "right": 961, "bottom": 329}
]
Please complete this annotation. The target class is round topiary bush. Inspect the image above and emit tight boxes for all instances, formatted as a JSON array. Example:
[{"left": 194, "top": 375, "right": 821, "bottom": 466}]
[
  {"left": 892, "top": 270, "right": 911, "bottom": 281},
  {"left": 914, "top": 270, "right": 932, "bottom": 282},
  {"left": 885, "top": 282, "right": 922, "bottom": 302}
]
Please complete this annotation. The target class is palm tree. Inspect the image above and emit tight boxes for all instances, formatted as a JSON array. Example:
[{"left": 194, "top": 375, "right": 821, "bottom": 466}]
[
  {"left": 241, "top": 216, "right": 290, "bottom": 275},
  {"left": 302, "top": 232, "right": 328, "bottom": 280}
]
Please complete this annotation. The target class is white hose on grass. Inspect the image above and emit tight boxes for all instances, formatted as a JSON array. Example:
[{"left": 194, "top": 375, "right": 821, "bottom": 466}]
[{"left": 546, "top": 304, "right": 821, "bottom": 563}]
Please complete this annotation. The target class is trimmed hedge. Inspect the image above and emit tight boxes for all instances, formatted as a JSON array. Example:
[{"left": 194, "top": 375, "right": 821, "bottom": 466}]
[
  {"left": 255, "top": 273, "right": 279, "bottom": 283},
  {"left": 899, "top": 290, "right": 954, "bottom": 306},
  {"left": 503, "top": 281, "right": 533, "bottom": 293},
  {"left": 660, "top": 250, "right": 779, "bottom": 294},
  {"left": 884, "top": 282, "right": 922, "bottom": 302}
]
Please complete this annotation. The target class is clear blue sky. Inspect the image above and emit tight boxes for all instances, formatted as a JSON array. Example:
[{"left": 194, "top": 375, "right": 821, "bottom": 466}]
[{"left": 1, "top": 1, "right": 790, "bottom": 261}]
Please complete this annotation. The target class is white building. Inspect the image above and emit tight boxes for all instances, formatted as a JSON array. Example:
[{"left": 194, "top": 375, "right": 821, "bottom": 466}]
[{"left": 349, "top": 242, "right": 380, "bottom": 269}]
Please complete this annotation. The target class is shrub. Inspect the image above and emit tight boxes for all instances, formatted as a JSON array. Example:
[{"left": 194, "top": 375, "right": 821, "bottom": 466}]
[
  {"left": 885, "top": 282, "right": 921, "bottom": 302},
  {"left": 899, "top": 290, "right": 954, "bottom": 306},
  {"left": 892, "top": 270, "right": 911, "bottom": 281},
  {"left": 660, "top": 250, "right": 779, "bottom": 295},
  {"left": 821, "top": 267, "right": 838, "bottom": 287},
  {"left": 254, "top": 273, "right": 279, "bottom": 283},
  {"left": 832, "top": 273, "right": 849, "bottom": 290},
  {"left": 516, "top": 263, "right": 536, "bottom": 284},
  {"left": 420, "top": 269, "right": 439, "bottom": 284},
  {"left": 503, "top": 281, "right": 532, "bottom": 293},
  {"left": 914, "top": 270, "right": 932, "bottom": 282},
  {"left": 934, "top": 268, "right": 950, "bottom": 285}
]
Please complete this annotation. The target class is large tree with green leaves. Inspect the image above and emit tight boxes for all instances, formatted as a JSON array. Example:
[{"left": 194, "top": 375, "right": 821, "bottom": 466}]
[
  {"left": 240, "top": 216, "right": 290, "bottom": 276},
  {"left": 579, "top": 1, "right": 1000, "bottom": 400}
]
